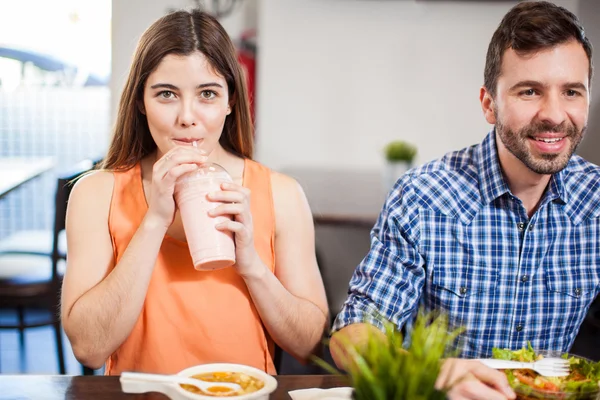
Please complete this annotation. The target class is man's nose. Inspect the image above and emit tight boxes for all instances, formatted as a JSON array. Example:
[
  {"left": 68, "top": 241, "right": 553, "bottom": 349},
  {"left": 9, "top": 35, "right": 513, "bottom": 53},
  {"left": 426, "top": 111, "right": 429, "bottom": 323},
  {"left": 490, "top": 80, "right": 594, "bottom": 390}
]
[{"left": 537, "top": 93, "right": 566, "bottom": 127}]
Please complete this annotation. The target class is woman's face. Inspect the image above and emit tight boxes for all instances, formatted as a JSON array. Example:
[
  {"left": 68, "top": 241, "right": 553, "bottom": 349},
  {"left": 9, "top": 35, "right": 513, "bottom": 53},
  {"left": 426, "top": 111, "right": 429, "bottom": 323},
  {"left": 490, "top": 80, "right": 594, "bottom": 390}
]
[{"left": 142, "top": 51, "right": 231, "bottom": 158}]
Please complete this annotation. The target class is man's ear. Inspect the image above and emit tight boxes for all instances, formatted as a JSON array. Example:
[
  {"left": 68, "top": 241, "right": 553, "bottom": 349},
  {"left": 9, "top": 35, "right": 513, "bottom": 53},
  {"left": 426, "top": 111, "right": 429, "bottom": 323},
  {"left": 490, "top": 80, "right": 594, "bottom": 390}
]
[{"left": 480, "top": 86, "right": 496, "bottom": 125}]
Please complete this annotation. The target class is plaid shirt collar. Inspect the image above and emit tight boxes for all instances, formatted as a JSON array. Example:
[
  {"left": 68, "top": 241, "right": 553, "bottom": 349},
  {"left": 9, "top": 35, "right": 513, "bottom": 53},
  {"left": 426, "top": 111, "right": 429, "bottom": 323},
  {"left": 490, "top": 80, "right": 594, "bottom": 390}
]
[
  {"left": 465, "top": 129, "right": 600, "bottom": 224},
  {"left": 476, "top": 129, "right": 566, "bottom": 205}
]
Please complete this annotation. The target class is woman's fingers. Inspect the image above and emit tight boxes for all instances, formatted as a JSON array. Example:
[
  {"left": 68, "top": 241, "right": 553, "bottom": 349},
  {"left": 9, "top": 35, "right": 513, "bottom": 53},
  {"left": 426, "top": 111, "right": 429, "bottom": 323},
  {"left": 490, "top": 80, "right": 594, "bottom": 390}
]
[
  {"left": 163, "top": 163, "right": 199, "bottom": 185},
  {"left": 209, "top": 203, "right": 244, "bottom": 217},
  {"left": 207, "top": 190, "right": 246, "bottom": 204},
  {"left": 215, "top": 220, "right": 250, "bottom": 240},
  {"left": 154, "top": 148, "right": 207, "bottom": 179}
]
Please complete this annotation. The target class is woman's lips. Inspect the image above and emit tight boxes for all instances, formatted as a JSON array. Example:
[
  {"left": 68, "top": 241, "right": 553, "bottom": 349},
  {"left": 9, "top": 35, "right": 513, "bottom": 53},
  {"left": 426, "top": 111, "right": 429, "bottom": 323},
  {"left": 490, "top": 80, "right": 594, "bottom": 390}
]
[{"left": 173, "top": 138, "right": 203, "bottom": 146}]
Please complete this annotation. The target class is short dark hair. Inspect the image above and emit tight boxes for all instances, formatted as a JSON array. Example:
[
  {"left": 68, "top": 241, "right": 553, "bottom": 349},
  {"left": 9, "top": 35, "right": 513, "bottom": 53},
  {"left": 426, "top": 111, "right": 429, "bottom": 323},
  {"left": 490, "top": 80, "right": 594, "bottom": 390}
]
[{"left": 484, "top": 1, "right": 593, "bottom": 98}]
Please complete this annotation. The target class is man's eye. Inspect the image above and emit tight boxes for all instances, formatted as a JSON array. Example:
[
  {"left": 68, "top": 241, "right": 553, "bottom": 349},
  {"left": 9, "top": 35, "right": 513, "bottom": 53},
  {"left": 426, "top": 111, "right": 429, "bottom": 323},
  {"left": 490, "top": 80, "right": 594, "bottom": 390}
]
[
  {"left": 201, "top": 90, "right": 216, "bottom": 100},
  {"left": 566, "top": 89, "right": 579, "bottom": 97},
  {"left": 522, "top": 89, "right": 536, "bottom": 96}
]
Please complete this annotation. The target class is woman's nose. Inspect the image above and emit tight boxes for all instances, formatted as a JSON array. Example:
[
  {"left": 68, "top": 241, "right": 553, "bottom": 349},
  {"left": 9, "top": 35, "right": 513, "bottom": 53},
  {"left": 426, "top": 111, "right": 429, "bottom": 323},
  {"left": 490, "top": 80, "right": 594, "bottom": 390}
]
[{"left": 177, "top": 100, "right": 197, "bottom": 127}]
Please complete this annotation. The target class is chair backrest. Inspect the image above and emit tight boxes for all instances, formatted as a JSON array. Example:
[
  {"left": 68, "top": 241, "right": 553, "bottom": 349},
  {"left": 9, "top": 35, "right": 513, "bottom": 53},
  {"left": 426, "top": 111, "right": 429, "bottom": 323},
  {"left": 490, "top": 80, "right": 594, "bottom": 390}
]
[{"left": 51, "top": 158, "right": 99, "bottom": 280}]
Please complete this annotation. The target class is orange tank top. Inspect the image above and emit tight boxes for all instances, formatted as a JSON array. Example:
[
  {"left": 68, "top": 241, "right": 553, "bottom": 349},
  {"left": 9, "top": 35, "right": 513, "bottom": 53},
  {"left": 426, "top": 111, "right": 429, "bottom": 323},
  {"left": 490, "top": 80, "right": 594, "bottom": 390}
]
[{"left": 105, "top": 159, "right": 276, "bottom": 375}]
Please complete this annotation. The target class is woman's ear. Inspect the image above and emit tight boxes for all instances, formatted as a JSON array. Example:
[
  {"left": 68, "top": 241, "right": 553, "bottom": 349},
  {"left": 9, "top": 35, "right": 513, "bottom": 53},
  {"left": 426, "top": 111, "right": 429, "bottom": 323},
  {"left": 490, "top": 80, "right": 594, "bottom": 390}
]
[
  {"left": 138, "top": 100, "right": 146, "bottom": 115},
  {"left": 228, "top": 93, "right": 237, "bottom": 115},
  {"left": 480, "top": 86, "right": 496, "bottom": 125}
]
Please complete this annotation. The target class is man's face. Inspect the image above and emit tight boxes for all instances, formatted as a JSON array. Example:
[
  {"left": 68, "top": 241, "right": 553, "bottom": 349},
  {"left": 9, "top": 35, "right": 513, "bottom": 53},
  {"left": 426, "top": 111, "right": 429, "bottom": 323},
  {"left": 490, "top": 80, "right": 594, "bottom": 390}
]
[{"left": 484, "top": 40, "right": 590, "bottom": 175}]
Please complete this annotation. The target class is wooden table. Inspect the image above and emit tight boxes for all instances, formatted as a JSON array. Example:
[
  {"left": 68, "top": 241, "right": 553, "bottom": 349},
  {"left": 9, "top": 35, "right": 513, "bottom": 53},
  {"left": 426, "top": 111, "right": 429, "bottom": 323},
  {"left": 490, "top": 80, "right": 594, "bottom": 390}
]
[
  {"left": 283, "top": 168, "right": 388, "bottom": 228},
  {"left": 0, "top": 157, "right": 55, "bottom": 199},
  {"left": 0, "top": 374, "right": 349, "bottom": 399}
]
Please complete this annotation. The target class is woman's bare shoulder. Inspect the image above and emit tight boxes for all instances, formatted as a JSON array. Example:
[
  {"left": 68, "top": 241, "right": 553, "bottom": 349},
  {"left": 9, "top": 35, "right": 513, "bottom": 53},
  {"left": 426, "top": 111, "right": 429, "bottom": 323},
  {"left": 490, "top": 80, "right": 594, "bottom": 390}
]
[
  {"left": 69, "top": 170, "right": 114, "bottom": 204},
  {"left": 270, "top": 170, "right": 305, "bottom": 201},
  {"left": 269, "top": 170, "right": 312, "bottom": 234}
]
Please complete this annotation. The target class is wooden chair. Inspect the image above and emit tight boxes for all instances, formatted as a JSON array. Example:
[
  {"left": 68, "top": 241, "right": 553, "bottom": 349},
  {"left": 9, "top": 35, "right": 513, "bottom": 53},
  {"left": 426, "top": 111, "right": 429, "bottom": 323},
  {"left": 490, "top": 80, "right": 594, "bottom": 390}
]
[{"left": 0, "top": 159, "right": 97, "bottom": 374}]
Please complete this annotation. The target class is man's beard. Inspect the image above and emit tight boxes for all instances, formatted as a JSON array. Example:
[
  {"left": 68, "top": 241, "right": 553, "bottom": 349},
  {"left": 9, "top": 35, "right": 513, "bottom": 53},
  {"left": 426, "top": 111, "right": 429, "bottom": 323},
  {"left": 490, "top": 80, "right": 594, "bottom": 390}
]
[{"left": 495, "top": 114, "right": 584, "bottom": 175}]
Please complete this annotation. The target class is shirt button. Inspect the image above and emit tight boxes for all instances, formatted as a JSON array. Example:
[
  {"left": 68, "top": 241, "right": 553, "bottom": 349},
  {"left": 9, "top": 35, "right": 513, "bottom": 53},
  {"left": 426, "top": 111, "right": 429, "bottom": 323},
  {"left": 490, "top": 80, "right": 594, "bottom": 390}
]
[
  {"left": 528, "top": 223, "right": 534, "bottom": 231},
  {"left": 517, "top": 222, "right": 526, "bottom": 231},
  {"left": 459, "top": 287, "right": 468, "bottom": 295},
  {"left": 574, "top": 288, "right": 582, "bottom": 297},
  {"left": 516, "top": 324, "right": 523, "bottom": 332},
  {"left": 521, "top": 275, "right": 529, "bottom": 283}
]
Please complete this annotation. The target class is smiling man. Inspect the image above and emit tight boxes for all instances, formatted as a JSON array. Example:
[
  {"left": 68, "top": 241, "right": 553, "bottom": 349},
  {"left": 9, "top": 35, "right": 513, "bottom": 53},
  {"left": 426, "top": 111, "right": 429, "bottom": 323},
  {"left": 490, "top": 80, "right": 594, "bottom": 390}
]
[{"left": 331, "top": 2, "right": 598, "bottom": 400}]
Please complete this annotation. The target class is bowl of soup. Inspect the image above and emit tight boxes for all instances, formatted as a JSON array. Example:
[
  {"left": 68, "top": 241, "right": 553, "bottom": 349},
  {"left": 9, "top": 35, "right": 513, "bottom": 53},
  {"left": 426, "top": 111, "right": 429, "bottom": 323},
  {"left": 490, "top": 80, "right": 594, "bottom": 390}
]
[
  {"left": 120, "top": 363, "right": 277, "bottom": 400},
  {"left": 173, "top": 363, "right": 277, "bottom": 400}
]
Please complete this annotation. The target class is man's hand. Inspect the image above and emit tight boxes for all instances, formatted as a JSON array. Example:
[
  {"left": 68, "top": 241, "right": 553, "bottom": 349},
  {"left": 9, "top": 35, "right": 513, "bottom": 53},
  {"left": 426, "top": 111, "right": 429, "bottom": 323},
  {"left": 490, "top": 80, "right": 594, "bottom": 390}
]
[{"left": 436, "top": 359, "right": 516, "bottom": 400}]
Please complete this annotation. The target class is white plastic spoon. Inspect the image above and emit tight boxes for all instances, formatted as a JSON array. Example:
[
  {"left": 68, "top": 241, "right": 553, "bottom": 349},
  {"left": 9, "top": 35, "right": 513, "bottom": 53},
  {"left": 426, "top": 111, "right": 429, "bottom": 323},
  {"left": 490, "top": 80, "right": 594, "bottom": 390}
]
[{"left": 120, "top": 371, "right": 241, "bottom": 394}]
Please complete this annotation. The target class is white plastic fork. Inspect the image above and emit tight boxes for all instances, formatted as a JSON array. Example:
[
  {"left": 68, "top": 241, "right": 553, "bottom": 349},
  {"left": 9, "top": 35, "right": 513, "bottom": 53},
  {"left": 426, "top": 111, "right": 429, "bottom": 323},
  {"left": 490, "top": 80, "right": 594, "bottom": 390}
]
[{"left": 476, "top": 357, "right": 570, "bottom": 377}]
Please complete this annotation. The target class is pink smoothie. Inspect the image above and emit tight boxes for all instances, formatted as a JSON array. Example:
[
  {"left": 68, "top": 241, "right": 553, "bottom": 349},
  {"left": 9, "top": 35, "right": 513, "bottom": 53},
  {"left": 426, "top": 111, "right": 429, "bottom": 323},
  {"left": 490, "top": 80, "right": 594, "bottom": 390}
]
[{"left": 174, "top": 166, "right": 235, "bottom": 271}]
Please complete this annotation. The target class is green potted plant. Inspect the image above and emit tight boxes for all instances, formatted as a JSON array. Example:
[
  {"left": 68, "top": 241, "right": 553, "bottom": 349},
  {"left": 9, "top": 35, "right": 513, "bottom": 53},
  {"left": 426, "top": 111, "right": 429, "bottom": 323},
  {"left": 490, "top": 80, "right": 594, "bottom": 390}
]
[
  {"left": 383, "top": 140, "right": 417, "bottom": 190},
  {"left": 315, "top": 312, "right": 463, "bottom": 400}
]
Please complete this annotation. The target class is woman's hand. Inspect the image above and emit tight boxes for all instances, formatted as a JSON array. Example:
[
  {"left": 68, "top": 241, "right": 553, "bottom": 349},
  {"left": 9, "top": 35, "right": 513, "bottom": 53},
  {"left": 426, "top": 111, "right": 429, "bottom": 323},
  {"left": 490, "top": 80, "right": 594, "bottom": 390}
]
[
  {"left": 146, "top": 147, "right": 207, "bottom": 228},
  {"left": 208, "top": 181, "right": 261, "bottom": 277}
]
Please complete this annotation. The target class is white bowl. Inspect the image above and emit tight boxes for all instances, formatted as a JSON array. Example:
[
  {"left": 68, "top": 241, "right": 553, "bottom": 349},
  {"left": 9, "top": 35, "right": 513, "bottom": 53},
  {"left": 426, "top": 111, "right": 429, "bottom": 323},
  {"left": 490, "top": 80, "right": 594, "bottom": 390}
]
[{"left": 120, "top": 363, "right": 278, "bottom": 400}]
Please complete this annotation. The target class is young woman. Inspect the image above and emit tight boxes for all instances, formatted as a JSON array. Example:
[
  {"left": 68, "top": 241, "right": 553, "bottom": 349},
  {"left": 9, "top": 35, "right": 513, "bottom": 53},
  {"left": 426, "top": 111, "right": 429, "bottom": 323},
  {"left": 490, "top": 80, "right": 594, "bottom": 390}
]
[{"left": 60, "top": 9, "right": 328, "bottom": 375}]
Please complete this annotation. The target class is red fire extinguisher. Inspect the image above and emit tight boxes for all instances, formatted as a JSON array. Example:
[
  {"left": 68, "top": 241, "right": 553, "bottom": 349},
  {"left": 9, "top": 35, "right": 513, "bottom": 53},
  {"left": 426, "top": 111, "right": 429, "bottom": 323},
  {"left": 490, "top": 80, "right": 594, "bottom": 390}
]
[{"left": 237, "top": 29, "right": 257, "bottom": 126}]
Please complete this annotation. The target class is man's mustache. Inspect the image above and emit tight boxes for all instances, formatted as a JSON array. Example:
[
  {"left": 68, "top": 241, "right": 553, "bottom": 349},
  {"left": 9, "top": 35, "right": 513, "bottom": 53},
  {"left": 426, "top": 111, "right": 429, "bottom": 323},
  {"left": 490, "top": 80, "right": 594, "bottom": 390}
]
[{"left": 522, "top": 121, "right": 577, "bottom": 137}]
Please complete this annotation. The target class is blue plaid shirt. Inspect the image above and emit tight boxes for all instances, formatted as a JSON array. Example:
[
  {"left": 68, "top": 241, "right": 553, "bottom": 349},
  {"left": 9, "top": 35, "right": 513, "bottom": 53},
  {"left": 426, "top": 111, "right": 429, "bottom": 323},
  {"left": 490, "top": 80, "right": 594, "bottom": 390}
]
[{"left": 333, "top": 130, "right": 600, "bottom": 358}]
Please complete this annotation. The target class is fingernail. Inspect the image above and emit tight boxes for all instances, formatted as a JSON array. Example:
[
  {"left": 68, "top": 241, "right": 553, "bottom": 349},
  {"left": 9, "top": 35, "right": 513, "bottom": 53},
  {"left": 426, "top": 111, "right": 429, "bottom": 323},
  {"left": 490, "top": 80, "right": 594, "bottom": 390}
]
[{"left": 505, "top": 385, "right": 516, "bottom": 398}]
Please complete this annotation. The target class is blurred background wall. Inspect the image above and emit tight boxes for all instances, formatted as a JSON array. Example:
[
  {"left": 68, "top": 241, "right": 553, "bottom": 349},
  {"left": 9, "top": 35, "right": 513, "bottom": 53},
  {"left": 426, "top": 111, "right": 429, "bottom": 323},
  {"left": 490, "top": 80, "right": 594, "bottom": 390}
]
[{"left": 111, "top": 0, "right": 597, "bottom": 171}]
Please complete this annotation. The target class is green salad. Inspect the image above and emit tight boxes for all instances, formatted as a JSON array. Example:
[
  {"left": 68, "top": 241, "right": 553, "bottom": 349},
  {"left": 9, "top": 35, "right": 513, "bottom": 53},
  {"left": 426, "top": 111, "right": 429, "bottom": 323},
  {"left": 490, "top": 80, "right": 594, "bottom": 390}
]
[{"left": 492, "top": 342, "right": 600, "bottom": 396}]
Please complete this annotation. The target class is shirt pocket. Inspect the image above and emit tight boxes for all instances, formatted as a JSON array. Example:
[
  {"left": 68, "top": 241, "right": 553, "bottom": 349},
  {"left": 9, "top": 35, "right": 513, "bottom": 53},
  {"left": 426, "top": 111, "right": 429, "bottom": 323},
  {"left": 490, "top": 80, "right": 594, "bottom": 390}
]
[
  {"left": 430, "top": 262, "right": 499, "bottom": 334},
  {"left": 542, "top": 262, "right": 599, "bottom": 348},
  {"left": 432, "top": 264, "right": 499, "bottom": 298},
  {"left": 544, "top": 265, "right": 598, "bottom": 301}
]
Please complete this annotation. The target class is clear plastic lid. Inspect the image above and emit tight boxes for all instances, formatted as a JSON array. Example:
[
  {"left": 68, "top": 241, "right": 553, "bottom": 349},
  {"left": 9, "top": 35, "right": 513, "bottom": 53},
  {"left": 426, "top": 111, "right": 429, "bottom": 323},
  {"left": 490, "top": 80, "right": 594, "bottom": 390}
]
[{"left": 176, "top": 162, "right": 232, "bottom": 184}]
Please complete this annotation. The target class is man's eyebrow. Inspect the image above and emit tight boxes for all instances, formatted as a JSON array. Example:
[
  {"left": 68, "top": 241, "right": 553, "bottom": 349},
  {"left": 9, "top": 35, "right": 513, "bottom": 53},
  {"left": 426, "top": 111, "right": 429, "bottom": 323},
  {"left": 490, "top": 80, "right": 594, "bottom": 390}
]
[
  {"left": 562, "top": 82, "right": 588, "bottom": 92},
  {"left": 508, "top": 80, "right": 588, "bottom": 92},
  {"left": 508, "top": 80, "right": 545, "bottom": 91}
]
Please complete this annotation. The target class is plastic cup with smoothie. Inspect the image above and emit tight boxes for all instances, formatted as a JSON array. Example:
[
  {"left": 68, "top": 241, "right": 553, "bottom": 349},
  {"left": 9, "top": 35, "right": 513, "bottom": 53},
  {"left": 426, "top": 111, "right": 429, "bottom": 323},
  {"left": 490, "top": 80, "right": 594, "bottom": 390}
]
[{"left": 174, "top": 162, "right": 236, "bottom": 271}]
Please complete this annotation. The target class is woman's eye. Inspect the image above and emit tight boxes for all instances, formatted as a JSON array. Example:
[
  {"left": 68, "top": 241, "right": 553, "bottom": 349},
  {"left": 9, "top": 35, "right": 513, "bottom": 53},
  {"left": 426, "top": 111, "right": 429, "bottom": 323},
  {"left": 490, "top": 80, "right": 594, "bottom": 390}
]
[
  {"left": 200, "top": 90, "right": 216, "bottom": 100},
  {"left": 158, "top": 90, "right": 175, "bottom": 99}
]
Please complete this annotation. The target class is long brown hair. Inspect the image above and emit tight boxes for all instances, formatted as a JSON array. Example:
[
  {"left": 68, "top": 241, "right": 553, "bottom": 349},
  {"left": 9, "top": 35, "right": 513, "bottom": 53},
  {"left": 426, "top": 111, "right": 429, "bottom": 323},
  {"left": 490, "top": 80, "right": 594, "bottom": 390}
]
[
  {"left": 484, "top": 1, "right": 593, "bottom": 98},
  {"left": 102, "top": 9, "right": 254, "bottom": 170}
]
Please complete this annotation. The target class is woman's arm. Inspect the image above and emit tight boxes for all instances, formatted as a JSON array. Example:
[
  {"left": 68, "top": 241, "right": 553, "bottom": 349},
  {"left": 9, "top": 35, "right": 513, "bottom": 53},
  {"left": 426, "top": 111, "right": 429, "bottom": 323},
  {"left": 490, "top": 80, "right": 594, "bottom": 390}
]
[
  {"left": 247, "top": 172, "right": 328, "bottom": 361},
  {"left": 61, "top": 148, "right": 207, "bottom": 369},
  {"left": 211, "top": 172, "right": 329, "bottom": 362},
  {"left": 217, "top": 172, "right": 329, "bottom": 361},
  {"left": 60, "top": 171, "right": 169, "bottom": 369}
]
